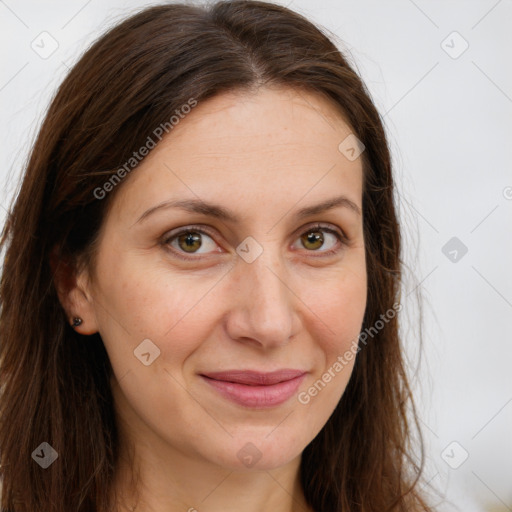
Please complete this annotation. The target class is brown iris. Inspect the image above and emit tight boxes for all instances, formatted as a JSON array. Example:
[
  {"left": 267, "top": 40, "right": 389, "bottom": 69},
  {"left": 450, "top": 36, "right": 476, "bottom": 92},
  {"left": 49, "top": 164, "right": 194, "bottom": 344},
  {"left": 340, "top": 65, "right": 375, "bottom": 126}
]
[
  {"left": 301, "top": 230, "right": 324, "bottom": 250},
  {"left": 177, "top": 231, "right": 202, "bottom": 253}
]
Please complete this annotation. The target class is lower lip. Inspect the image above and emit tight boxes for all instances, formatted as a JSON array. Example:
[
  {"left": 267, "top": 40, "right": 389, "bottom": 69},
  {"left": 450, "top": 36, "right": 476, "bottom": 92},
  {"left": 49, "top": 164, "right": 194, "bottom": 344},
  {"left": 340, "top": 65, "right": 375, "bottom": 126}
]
[{"left": 200, "top": 374, "right": 307, "bottom": 408}]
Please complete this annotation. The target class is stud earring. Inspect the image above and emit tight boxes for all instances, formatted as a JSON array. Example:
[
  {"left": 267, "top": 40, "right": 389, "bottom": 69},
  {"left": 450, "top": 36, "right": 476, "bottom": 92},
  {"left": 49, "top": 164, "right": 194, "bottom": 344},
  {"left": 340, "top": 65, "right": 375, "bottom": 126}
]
[{"left": 72, "top": 317, "right": 83, "bottom": 327}]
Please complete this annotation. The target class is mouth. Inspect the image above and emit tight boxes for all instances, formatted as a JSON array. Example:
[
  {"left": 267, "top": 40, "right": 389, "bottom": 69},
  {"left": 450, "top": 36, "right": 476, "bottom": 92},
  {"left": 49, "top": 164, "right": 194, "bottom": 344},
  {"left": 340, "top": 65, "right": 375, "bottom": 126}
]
[{"left": 199, "top": 369, "right": 307, "bottom": 408}]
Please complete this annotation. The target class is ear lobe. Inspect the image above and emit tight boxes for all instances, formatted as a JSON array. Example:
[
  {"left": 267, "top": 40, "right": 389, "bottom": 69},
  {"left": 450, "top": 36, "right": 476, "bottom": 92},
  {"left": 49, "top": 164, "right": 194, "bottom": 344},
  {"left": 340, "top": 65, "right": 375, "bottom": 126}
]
[{"left": 50, "top": 248, "right": 99, "bottom": 335}]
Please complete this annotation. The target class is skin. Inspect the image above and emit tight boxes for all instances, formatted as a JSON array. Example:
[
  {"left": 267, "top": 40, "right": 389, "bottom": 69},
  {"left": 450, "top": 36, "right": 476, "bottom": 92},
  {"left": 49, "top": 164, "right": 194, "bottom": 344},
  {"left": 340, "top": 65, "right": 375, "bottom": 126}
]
[{"left": 57, "top": 86, "right": 367, "bottom": 512}]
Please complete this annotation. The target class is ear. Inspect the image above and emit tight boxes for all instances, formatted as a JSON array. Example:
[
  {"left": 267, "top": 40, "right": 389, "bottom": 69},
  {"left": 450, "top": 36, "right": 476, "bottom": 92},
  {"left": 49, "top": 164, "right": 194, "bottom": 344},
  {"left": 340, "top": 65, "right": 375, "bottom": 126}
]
[{"left": 50, "top": 248, "right": 99, "bottom": 335}]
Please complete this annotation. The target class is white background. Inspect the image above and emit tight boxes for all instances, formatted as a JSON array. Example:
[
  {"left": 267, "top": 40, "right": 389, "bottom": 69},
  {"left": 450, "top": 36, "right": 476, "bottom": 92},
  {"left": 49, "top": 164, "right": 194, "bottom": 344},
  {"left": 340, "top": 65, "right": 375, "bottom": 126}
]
[{"left": 1, "top": 1, "right": 511, "bottom": 511}]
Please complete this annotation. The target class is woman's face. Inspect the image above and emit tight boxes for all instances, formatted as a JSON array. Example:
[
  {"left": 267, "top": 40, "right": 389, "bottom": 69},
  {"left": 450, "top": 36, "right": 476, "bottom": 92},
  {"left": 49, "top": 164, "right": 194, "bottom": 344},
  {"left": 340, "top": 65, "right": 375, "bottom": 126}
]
[{"left": 79, "top": 86, "right": 367, "bottom": 472}]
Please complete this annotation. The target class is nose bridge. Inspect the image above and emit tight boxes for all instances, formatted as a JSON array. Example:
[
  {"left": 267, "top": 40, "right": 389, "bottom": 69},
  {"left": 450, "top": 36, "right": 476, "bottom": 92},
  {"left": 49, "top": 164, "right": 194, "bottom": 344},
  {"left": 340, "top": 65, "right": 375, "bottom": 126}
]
[
  {"left": 247, "top": 245, "right": 287, "bottom": 304},
  {"left": 227, "top": 238, "right": 296, "bottom": 347}
]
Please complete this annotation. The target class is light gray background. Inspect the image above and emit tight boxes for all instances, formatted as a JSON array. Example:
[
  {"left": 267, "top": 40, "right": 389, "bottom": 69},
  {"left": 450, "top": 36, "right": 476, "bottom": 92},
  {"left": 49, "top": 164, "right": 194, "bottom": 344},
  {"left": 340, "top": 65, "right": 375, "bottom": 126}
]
[{"left": 1, "top": 1, "right": 511, "bottom": 511}]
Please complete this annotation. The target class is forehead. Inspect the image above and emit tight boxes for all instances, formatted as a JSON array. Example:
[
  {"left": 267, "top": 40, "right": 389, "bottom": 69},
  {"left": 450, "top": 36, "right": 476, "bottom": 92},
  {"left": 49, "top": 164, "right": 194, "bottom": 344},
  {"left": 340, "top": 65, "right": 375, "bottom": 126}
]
[
  {"left": 111, "top": 86, "right": 363, "bottom": 223},
  {"left": 163, "top": 86, "right": 356, "bottom": 154}
]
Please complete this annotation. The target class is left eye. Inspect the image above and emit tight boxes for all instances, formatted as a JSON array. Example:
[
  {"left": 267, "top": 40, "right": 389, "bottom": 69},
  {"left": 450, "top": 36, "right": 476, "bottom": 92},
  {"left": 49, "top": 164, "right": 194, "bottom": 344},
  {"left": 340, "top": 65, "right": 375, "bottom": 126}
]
[
  {"left": 293, "top": 226, "right": 343, "bottom": 254},
  {"left": 162, "top": 224, "right": 346, "bottom": 260}
]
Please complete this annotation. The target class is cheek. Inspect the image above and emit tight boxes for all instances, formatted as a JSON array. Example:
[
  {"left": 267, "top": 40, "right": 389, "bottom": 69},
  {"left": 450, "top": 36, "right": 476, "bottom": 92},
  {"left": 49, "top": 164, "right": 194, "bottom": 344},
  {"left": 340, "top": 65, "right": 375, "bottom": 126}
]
[
  {"left": 93, "top": 251, "right": 222, "bottom": 374},
  {"left": 305, "top": 259, "right": 367, "bottom": 354},
  {"left": 295, "top": 262, "right": 366, "bottom": 412}
]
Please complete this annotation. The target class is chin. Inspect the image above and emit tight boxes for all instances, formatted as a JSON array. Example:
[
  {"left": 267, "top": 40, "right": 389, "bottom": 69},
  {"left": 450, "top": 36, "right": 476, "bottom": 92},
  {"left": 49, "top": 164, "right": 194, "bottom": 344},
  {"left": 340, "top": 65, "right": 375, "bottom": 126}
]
[{"left": 205, "top": 433, "right": 306, "bottom": 472}]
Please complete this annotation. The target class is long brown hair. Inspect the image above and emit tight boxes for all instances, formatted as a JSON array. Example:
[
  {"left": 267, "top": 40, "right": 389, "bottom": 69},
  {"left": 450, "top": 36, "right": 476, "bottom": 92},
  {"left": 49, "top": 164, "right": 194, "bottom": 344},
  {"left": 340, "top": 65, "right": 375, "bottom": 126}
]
[{"left": 0, "top": 1, "right": 433, "bottom": 510}]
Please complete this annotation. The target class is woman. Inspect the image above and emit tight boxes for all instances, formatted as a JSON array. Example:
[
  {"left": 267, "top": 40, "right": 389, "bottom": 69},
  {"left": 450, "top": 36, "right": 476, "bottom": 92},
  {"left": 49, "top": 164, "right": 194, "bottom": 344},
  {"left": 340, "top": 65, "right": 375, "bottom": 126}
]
[{"left": 0, "top": 1, "right": 434, "bottom": 511}]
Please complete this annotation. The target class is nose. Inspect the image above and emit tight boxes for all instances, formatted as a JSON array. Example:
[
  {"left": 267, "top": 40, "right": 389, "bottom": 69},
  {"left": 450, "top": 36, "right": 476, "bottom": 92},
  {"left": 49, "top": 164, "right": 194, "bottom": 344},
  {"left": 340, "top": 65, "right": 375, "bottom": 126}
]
[{"left": 223, "top": 247, "right": 299, "bottom": 350}]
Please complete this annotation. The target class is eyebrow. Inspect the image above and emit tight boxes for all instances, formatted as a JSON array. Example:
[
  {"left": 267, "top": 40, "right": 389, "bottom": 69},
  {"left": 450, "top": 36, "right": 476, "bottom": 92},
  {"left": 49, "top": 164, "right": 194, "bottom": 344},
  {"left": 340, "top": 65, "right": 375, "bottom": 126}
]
[{"left": 134, "top": 194, "right": 362, "bottom": 225}]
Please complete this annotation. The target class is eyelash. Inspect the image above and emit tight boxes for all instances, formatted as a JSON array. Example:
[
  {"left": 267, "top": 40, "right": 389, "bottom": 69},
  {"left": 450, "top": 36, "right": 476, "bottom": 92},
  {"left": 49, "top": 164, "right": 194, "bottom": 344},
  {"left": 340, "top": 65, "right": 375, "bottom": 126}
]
[{"left": 161, "top": 223, "right": 348, "bottom": 261}]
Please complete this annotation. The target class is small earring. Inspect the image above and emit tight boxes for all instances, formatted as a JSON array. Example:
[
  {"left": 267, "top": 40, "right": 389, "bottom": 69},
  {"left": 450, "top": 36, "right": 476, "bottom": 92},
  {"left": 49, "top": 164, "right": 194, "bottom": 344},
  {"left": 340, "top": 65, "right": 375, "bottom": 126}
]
[{"left": 72, "top": 317, "right": 83, "bottom": 327}]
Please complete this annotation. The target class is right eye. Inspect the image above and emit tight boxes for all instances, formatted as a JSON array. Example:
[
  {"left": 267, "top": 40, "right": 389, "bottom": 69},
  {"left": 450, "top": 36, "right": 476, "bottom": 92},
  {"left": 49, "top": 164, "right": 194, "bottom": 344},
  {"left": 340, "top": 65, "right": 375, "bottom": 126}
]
[{"left": 162, "top": 225, "right": 223, "bottom": 260}]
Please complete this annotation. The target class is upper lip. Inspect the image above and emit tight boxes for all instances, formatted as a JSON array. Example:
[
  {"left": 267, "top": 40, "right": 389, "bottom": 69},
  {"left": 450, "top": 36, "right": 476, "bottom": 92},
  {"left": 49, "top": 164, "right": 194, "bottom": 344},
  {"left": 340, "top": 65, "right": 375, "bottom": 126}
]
[{"left": 200, "top": 369, "right": 307, "bottom": 386}]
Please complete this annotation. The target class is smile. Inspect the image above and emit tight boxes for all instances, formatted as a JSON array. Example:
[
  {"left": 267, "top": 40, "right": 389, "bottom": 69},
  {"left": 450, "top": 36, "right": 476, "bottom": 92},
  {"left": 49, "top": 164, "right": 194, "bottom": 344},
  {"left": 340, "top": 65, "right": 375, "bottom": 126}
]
[{"left": 199, "top": 369, "right": 308, "bottom": 408}]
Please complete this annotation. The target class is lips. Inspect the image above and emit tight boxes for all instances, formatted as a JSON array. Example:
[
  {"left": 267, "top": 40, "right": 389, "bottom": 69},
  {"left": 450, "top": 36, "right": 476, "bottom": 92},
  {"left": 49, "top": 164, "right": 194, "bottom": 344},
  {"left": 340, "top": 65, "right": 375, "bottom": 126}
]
[
  {"left": 201, "top": 369, "right": 306, "bottom": 385},
  {"left": 200, "top": 369, "right": 307, "bottom": 408}
]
